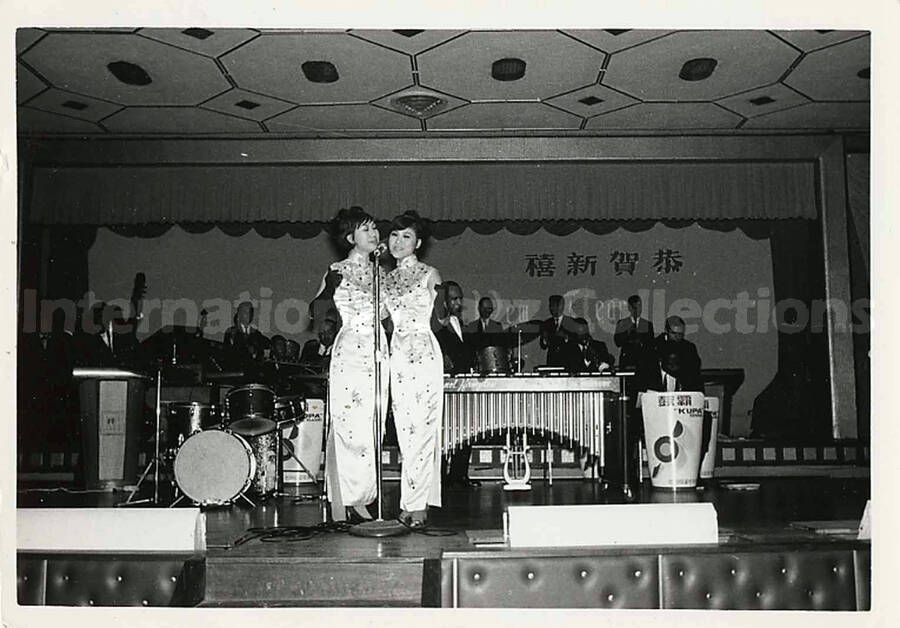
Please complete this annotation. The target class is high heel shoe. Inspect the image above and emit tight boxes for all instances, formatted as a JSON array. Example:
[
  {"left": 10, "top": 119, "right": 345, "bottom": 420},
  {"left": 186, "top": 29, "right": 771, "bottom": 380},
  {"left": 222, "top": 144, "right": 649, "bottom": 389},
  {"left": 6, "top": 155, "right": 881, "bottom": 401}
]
[{"left": 345, "top": 505, "right": 373, "bottom": 524}]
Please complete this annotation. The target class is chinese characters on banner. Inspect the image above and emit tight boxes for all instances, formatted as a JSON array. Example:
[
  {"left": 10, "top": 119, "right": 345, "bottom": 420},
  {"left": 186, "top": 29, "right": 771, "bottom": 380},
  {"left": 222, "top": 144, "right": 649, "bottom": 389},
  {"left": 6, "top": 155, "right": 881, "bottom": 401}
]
[{"left": 525, "top": 249, "right": 684, "bottom": 277}]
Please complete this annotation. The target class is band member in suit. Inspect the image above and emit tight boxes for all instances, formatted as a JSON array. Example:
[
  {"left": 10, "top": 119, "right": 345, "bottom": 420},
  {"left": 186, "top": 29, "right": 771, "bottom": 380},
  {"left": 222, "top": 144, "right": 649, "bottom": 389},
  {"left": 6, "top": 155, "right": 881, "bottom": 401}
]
[
  {"left": 79, "top": 303, "right": 138, "bottom": 366},
  {"left": 464, "top": 296, "right": 504, "bottom": 336},
  {"left": 434, "top": 280, "right": 480, "bottom": 489},
  {"left": 300, "top": 317, "right": 338, "bottom": 373},
  {"left": 638, "top": 340, "right": 703, "bottom": 394},
  {"left": 540, "top": 294, "right": 576, "bottom": 367},
  {"left": 613, "top": 294, "right": 655, "bottom": 371},
  {"left": 224, "top": 300, "right": 269, "bottom": 368},
  {"left": 560, "top": 318, "right": 615, "bottom": 374},
  {"left": 654, "top": 315, "right": 701, "bottom": 374}
]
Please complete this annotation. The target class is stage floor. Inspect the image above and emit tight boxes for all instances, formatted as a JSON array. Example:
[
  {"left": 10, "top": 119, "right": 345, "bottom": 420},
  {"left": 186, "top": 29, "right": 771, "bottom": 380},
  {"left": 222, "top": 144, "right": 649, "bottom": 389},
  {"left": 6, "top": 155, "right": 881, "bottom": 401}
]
[
  {"left": 16, "top": 476, "right": 871, "bottom": 607},
  {"left": 19, "top": 476, "right": 870, "bottom": 558}
]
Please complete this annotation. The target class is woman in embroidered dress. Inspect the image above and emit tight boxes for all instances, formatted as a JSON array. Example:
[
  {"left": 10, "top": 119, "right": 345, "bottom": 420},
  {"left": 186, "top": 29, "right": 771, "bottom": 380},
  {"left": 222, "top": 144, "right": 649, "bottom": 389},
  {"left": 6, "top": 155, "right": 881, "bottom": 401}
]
[
  {"left": 311, "top": 207, "right": 387, "bottom": 523},
  {"left": 382, "top": 211, "right": 444, "bottom": 528}
]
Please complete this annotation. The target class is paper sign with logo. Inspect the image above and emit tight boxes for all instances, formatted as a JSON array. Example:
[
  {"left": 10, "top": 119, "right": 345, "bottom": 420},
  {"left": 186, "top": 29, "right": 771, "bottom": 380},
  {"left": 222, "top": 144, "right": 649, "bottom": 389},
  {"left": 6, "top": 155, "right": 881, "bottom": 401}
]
[
  {"left": 700, "top": 396, "right": 720, "bottom": 480},
  {"left": 640, "top": 391, "right": 705, "bottom": 489},
  {"left": 282, "top": 398, "right": 324, "bottom": 484}
]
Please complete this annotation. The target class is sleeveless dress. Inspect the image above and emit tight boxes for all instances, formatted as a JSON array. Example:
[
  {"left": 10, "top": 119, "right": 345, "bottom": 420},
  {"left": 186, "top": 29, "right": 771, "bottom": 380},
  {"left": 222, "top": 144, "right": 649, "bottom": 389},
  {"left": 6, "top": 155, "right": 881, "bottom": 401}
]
[
  {"left": 383, "top": 255, "right": 443, "bottom": 513},
  {"left": 325, "top": 253, "right": 388, "bottom": 512}
]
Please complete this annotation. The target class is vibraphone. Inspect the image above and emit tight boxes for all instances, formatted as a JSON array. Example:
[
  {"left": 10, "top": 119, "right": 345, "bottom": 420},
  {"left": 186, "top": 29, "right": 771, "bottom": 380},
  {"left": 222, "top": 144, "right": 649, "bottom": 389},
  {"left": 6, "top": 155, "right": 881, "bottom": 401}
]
[{"left": 442, "top": 374, "right": 625, "bottom": 474}]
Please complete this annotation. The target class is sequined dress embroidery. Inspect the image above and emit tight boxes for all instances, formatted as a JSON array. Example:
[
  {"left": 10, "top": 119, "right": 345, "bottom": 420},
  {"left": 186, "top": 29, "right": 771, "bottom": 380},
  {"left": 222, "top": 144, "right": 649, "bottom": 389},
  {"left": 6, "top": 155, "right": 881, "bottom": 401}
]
[{"left": 383, "top": 255, "right": 443, "bottom": 512}]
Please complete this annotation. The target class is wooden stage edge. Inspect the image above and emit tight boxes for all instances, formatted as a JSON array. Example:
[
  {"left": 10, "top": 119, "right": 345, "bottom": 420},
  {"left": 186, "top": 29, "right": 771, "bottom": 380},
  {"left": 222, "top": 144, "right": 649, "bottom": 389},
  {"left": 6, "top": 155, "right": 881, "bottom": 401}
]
[{"left": 16, "top": 476, "right": 871, "bottom": 609}]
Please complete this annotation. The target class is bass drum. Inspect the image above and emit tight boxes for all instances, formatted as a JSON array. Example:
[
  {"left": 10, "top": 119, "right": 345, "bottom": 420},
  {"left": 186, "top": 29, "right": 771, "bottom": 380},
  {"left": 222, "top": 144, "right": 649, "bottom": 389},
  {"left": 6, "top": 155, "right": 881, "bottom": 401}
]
[{"left": 173, "top": 430, "right": 255, "bottom": 506}]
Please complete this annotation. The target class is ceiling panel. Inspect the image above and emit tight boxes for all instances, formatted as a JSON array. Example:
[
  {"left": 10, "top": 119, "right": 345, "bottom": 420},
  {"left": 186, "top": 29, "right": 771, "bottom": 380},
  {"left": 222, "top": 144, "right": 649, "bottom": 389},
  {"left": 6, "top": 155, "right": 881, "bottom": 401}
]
[
  {"left": 103, "top": 107, "right": 261, "bottom": 133},
  {"left": 784, "top": 36, "right": 870, "bottom": 101},
  {"left": 585, "top": 103, "right": 742, "bottom": 130},
  {"left": 221, "top": 33, "right": 413, "bottom": 104},
  {"left": 18, "top": 107, "right": 103, "bottom": 134},
  {"left": 267, "top": 104, "right": 420, "bottom": 132},
  {"left": 716, "top": 83, "right": 810, "bottom": 118},
  {"left": 139, "top": 27, "right": 259, "bottom": 58},
  {"left": 772, "top": 30, "right": 868, "bottom": 51},
  {"left": 17, "top": 62, "right": 47, "bottom": 104},
  {"left": 604, "top": 31, "right": 799, "bottom": 101},
  {"left": 200, "top": 88, "right": 296, "bottom": 122},
  {"left": 21, "top": 32, "right": 231, "bottom": 106},
  {"left": 427, "top": 102, "right": 582, "bottom": 130},
  {"left": 544, "top": 83, "right": 639, "bottom": 117},
  {"left": 350, "top": 29, "right": 466, "bottom": 55},
  {"left": 741, "top": 102, "right": 869, "bottom": 129},
  {"left": 16, "top": 28, "right": 46, "bottom": 54},
  {"left": 560, "top": 29, "right": 673, "bottom": 53},
  {"left": 418, "top": 30, "right": 606, "bottom": 100},
  {"left": 24, "top": 87, "right": 123, "bottom": 123},
  {"left": 15, "top": 29, "right": 870, "bottom": 136}
]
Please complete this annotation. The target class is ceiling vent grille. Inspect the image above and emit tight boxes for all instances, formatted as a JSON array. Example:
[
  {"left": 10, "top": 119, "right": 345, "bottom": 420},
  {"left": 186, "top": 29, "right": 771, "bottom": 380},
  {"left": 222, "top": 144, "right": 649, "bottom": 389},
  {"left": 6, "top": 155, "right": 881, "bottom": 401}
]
[{"left": 390, "top": 93, "right": 446, "bottom": 118}]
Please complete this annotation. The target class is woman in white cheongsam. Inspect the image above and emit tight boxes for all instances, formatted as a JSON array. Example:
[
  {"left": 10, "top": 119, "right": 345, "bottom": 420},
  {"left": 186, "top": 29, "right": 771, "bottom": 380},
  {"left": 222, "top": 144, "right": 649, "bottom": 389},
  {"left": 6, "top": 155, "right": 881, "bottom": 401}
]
[
  {"left": 382, "top": 211, "right": 444, "bottom": 528},
  {"left": 310, "top": 207, "right": 388, "bottom": 523}
]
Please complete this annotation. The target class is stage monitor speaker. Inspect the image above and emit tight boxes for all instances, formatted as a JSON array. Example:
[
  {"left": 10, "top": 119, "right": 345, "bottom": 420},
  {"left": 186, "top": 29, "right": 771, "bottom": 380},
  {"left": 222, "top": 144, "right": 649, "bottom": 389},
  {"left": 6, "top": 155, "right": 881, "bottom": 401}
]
[
  {"left": 507, "top": 503, "right": 718, "bottom": 548},
  {"left": 17, "top": 508, "right": 205, "bottom": 552}
]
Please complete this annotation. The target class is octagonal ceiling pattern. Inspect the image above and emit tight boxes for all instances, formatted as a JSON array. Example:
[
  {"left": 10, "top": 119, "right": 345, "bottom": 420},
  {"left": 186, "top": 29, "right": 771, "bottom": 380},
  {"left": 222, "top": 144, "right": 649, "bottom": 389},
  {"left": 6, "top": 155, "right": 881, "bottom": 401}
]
[{"left": 16, "top": 28, "right": 869, "bottom": 136}]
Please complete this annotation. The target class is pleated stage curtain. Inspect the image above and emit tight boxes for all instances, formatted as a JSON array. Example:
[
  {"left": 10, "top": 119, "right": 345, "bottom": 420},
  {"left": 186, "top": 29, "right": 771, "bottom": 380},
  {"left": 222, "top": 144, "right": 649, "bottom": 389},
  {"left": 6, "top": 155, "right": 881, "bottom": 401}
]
[{"left": 28, "top": 161, "right": 817, "bottom": 225}]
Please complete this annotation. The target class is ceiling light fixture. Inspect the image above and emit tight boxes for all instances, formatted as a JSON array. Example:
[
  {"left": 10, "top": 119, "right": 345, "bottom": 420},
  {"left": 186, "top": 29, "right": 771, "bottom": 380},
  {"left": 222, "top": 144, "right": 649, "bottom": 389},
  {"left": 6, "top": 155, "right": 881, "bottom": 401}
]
[
  {"left": 491, "top": 58, "right": 527, "bottom": 82},
  {"left": 391, "top": 93, "right": 445, "bottom": 117},
  {"left": 749, "top": 96, "right": 775, "bottom": 106},
  {"left": 62, "top": 100, "right": 88, "bottom": 110},
  {"left": 236, "top": 100, "right": 261, "bottom": 110},
  {"left": 579, "top": 95, "right": 604, "bottom": 106},
  {"left": 301, "top": 61, "right": 339, "bottom": 83},
  {"left": 182, "top": 28, "right": 214, "bottom": 40},
  {"left": 678, "top": 58, "right": 717, "bottom": 82},
  {"left": 106, "top": 61, "right": 152, "bottom": 86},
  {"left": 393, "top": 30, "right": 424, "bottom": 38},
  {"left": 857, "top": 67, "right": 870, "bottom": 79}
]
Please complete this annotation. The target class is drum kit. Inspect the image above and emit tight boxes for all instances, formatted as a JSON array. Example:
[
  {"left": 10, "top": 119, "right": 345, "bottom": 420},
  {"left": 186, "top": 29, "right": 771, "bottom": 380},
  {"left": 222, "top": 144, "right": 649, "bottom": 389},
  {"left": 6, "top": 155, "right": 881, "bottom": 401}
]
[{"left": 164, "top": 384, "right": 309, "bottom": 507}]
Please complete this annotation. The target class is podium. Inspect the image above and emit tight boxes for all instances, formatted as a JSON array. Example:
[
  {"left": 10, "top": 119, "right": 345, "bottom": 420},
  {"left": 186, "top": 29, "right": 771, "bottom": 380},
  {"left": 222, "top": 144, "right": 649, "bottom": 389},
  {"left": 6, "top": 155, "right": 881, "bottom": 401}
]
[{"left": 73, "top": 368, "right": 150, "bottom": 490}]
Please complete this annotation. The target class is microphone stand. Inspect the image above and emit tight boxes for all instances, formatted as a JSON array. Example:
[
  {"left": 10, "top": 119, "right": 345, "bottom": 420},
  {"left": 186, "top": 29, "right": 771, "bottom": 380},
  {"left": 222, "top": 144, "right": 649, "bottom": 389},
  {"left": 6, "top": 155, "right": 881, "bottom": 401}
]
[{"left": 350, "top": 246, "right": 409, "bottom": 537}]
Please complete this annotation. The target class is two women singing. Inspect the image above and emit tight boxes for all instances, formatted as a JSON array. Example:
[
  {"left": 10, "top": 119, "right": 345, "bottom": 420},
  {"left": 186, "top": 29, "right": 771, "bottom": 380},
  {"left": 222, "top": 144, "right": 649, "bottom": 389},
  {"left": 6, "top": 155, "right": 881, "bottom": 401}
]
[{"left": 312, "top": 208, "right": 443, "bottom": 528}]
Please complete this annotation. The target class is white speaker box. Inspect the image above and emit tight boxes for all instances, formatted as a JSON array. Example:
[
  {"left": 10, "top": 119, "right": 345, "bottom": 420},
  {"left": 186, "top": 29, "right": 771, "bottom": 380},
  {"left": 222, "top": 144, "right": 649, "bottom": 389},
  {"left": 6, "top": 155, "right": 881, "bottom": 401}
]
[
  {"left": 507, "top": 503, "right": 718, "bottom": 548},
  {"left": 17, "top": 508, "right": 206, "bottom": 552}
]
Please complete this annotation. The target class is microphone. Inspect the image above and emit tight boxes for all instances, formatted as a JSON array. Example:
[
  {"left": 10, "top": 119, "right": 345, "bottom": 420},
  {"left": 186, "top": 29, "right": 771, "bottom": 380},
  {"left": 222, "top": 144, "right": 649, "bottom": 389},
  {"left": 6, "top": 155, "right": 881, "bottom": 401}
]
[{"left": 373, "top": 241, "right": 389, "bottom": 257}]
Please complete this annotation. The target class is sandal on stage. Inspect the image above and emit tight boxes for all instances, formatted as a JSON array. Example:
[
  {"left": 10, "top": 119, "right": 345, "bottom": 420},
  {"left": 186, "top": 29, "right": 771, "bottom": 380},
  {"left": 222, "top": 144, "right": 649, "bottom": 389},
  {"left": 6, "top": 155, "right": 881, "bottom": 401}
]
[{"left": 399, "top": 509, "right": 427, "bottom": 529}]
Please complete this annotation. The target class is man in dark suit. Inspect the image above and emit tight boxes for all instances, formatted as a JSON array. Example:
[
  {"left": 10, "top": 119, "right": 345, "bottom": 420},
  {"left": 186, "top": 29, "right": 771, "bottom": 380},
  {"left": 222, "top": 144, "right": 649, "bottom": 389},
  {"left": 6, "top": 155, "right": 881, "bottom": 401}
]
[
  {"left": 464, "top": 296, "right": 504, "bottom": 336},
  {"left": 78, "top": 303, "right": 139, "bottom": 367},
  {"left": 560, "top": 318, "right": 615, "bottom": 374},
  {"left": 613, "top": 294, "right": 655, "bottom": 371},
  {"left": 224, "top": 300, "right": 269, "bottom": 369},
  {"left": 540, "top": 294, "right": 576, "bottom": 367},
  {"left": 300, "top": 317, "right": 337, "bottom": 372},
  {"left": 654, "top": 315, "right": 701, "bottom": 374},
  {"left": 638, "top": 340, "right": 703, "bottom": 395},
  {"left": 435, "top": 281, "right": 480, "bottom": 488}
]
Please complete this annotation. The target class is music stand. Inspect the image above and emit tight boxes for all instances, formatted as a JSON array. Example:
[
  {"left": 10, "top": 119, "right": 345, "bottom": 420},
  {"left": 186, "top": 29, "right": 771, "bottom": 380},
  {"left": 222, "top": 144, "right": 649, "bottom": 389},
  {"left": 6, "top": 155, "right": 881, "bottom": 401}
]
[{"left": 350, "top": 248, "right": 408, "bottom": 538}]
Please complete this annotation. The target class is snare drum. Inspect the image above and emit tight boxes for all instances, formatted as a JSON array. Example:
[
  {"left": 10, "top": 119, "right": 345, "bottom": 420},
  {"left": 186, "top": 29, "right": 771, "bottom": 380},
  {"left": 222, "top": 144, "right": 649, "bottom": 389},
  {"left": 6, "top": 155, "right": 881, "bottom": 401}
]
[
  {"left": 274, "top": 395, "right": 307, "bottom": 426},
  {"left": 230, "top": 420, "right": 278, "bottom": 497},
  {"left": 166, "top": 402, "right": 219, "bottom": 451},
  {"left": 172, "top": 430, "right": 255, "bottom": 506},
  {"left": 225, "top": 384, "right": 276, "bottom": 431}
]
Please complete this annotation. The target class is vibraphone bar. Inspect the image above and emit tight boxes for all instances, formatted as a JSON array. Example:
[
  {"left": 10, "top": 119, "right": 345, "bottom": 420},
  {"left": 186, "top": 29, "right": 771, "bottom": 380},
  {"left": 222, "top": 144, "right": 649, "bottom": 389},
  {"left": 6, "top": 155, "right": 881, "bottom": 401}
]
[{"left": 442, "top": 374, "right": 625, "bottom": 474}]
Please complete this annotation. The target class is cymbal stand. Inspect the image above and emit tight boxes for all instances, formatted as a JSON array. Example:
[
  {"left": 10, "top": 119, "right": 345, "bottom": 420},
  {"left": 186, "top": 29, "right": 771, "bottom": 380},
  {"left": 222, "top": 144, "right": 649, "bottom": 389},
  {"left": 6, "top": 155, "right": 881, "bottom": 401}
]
[{"left": 118, "top": 368, "right": 164, "bottom": 506}]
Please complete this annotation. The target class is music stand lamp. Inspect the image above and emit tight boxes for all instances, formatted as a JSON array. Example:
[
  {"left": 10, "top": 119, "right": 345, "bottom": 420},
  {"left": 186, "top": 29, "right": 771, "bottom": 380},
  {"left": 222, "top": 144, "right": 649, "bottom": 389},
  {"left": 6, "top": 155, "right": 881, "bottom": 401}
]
[{"left": 349, "top": 248, "right": 409, "bottom": 538}]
